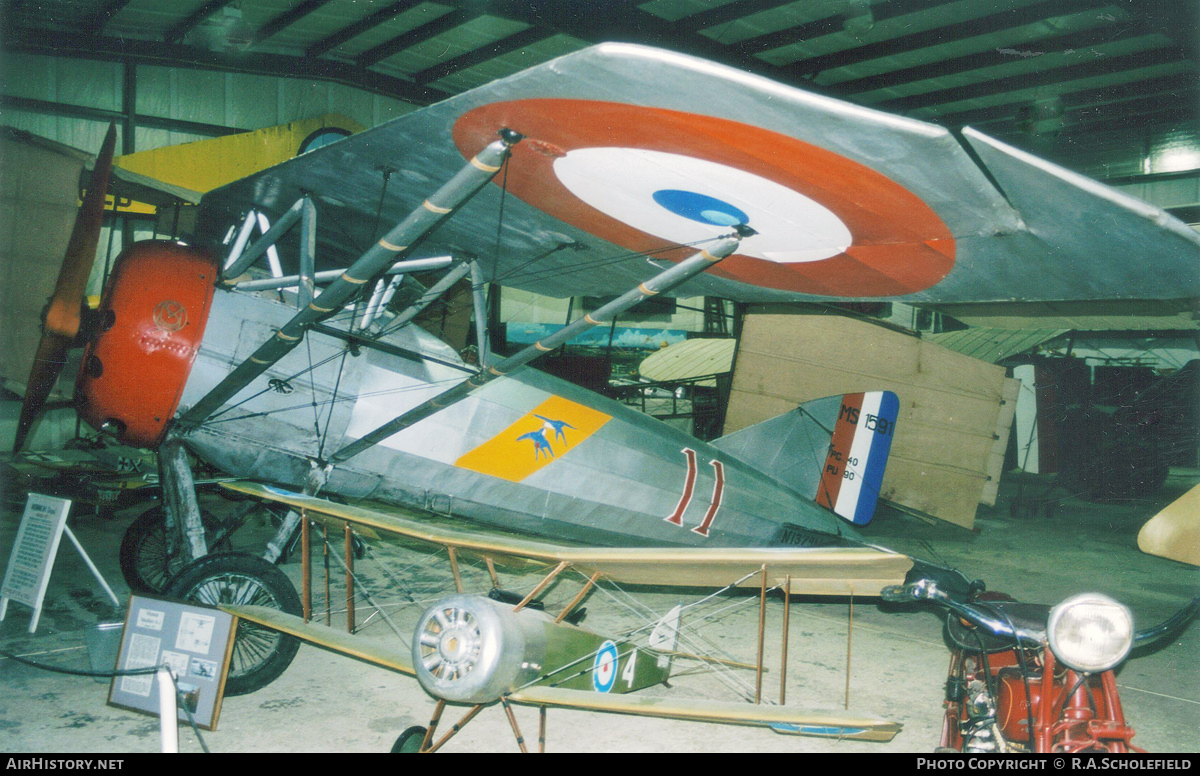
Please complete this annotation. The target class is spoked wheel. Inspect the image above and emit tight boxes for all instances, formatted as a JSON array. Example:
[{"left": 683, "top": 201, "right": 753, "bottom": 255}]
[
  {"left": 164, "top": 552, "right": 302, "bottom": 696},
  {"left": 390, "top": 726, "right": 429, "bottom": 753},
  {"left": 118, "top": 506, "right": 232, "bottom": 594}
]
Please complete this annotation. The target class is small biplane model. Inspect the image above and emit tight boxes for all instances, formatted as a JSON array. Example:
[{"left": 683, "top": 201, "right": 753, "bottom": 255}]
[
  {"left": 195, "top": 479, "right": 912, "bottom": 750},
  {"left": 10, "top": 44, "right": 1199, "bottom": 747}
]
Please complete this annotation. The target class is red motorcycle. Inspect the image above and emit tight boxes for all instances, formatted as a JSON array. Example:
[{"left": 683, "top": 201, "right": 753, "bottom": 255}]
[{"left": 882, "top": 577, "right": 1199, "bottom": 753}]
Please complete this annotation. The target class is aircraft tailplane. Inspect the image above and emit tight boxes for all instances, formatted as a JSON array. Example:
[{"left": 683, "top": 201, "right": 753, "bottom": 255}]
[{"left": 712, "top": 391, "right": 899, "bottom": 525}]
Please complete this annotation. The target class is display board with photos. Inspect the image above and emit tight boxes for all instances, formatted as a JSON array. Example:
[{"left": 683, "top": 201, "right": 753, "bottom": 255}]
[{"left": 108, "top": 596, "right": 236, "bottom": 731}]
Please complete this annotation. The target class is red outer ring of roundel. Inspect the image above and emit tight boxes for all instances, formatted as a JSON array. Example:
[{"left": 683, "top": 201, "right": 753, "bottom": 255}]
[
  {"left": 453, "top": 99, "right": 956, "bottom": 297},
  {"left": 76, "top": 241, "right": 217, "bottom": 448}
]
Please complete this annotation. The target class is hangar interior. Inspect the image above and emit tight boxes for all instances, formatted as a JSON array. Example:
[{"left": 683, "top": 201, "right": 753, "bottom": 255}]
[{"left": 0, "top": 0, "right": 1197, "bottom": 754}]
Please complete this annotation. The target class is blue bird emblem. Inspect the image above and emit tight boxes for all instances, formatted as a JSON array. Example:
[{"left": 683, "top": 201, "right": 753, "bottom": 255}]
[
  {"left": 517, "top": 428, "right": 555, "bottom": 460},
  {"left": 534, "top": 415, "right": 576, "bottom": 444}
]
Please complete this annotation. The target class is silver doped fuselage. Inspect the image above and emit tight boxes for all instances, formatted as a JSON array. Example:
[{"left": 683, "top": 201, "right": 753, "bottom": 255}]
[{"left": 176, "top": 286, "right": 858, "bottom": 549}]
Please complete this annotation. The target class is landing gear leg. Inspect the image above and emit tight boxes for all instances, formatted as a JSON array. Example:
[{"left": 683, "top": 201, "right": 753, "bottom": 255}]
[
  {"left": 158, "top": 437, "right": 208, "bottom": 563},
  {"left": 262, "top": 460, "right": 330, "bottom": 564},
  {"left": 262, "top": 509, "right": 302, "bottom": 564}
]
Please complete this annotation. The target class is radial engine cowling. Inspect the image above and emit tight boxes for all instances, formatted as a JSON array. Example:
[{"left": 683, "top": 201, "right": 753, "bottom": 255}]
[
  {"left": 76, "top": 241, "right": 217, "bottom": 448},
  {"left": 412, "top": 594, "right": 556, "bottom": 704}
]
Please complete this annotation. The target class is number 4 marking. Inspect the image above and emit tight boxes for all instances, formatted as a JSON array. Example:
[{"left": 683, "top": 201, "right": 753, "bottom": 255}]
[{"left": 623, "top": 648, "right": 638, "bottom": 688}]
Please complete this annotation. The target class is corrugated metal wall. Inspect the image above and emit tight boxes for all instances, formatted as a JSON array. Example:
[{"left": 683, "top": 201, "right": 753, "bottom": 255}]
[
  {"left": 1, "top": 52, "right": 417, "bottom": 155},
  {"left": 0, "top": 51, "right": 421, "bottom": 272}
]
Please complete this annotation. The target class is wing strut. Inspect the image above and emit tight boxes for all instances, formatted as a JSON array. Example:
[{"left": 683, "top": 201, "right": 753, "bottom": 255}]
[
  {"left": 329, "top": 225, "right": 753, "bottom": 464},
  {"left": 366, "top": 260, "right": 472, "bottom": 336},
  {"left": 469, "top": 260, "right": 491, "bottom": 366},
  {"left": 222, "top": 198, "right": 305, "bottom": 280},
  {"left": 224, "top": 256, "right": 453, "bottom": 293},
  {"left": 179, "top": 130, "right": 522, "bottom": 428}
]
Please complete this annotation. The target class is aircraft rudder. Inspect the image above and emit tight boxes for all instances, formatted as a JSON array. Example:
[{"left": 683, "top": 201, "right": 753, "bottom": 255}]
[{"left": 816, "top": 390, "right": 899, "bottom": 526}]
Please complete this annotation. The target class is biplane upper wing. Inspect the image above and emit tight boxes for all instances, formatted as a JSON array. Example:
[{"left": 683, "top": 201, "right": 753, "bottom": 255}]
[
  {"left": 222, "top": 481, "right": 912, "bottom": 594},
  {"left": 196, "top": 43, "right": 1199, "bottom": 307}
]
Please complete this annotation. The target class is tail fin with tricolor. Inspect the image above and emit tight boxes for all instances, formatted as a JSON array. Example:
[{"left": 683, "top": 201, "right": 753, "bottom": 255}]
[{"left": 712, "top": 391, "right": 899, "bottom": 525}]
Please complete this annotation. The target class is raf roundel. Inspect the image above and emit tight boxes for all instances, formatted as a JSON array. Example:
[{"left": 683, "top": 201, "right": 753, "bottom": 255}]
[
  {"left": 453, "top": 99, "right": 956, "bottom": 298},
  {"left": 593, "top": 640, "right": 619, "bottom": 693}
]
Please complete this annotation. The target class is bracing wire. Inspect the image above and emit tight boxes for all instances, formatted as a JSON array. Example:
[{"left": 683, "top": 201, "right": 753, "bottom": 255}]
[
  {"left": 523, "top": 568, "right": 775, "bottom": 701},
  {"left": 317, "top": 346, "right": 351, "bottom": 461},
  {"left": 198, "top": 376, "right": 465, "bottom": 426},
  {"left": 305, "top": 335, "right": 323, "bottom": 445}
]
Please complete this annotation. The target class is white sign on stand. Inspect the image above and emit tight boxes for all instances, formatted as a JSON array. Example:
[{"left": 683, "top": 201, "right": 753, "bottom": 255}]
[{"left": 1, "top": 493, "right": 119, "bottom": 632}]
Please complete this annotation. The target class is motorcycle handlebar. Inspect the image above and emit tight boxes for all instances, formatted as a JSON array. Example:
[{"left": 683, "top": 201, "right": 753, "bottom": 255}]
[
  {"left": 882, "top": 580, "right": 1044, "bottom": 645},
  {"left": 891, "top": 576, "right": 1200, "bottom": 656},
  {"left": 880, "top": 584, "right": 917, "bottom": 603},
  {"left": 1134, "top": 596, "right": 1200, "bottom": 645}
]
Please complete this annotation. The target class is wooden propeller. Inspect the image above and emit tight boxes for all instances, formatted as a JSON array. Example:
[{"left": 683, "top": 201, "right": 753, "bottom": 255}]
[{"left": 13, "top": 123, "right": 117, "bottom": 452}]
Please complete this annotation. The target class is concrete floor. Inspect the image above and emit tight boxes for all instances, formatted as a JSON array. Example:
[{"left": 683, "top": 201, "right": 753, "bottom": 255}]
[{"left": 0, "top": 469, "right": 1196, "bottom": 754}]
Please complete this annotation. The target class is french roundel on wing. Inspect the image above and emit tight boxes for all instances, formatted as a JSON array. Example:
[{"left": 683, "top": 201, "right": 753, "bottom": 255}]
[{"left": 452, "top": 99, "right": 956, "bottom": 298}]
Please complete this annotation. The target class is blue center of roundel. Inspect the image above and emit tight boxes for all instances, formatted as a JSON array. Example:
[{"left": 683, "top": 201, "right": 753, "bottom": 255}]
[{"left": 652, "top": 190, "right": 748, "bottom": 227}]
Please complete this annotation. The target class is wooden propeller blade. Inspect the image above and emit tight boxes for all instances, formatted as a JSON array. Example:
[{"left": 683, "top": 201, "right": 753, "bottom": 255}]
[
  {"left": 13, "top": 333, "right": 72, "bottom": 452},
  {"left": 13, "top": 123, "right": 116, "bottom": 452},
  {"left": 45, "top": 122, "right": 116, "bottom": 338}
]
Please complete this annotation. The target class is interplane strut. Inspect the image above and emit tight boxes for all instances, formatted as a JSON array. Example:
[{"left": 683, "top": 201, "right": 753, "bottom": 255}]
[{"left": 179, "top": 129, "right": 523, "bottom": 428}]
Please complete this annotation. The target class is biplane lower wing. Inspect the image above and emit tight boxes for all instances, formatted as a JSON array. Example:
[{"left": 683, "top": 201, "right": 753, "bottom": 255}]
[
  {"left": 506, "top": 686, "right": 900, "bottom": 742},
  {"left": 221, "top": 603, "right": 416, "bottom": 676},
  {"left": 221, "top": 481, "right": 913, "bottom": 594},
  {"left": 219, "top": 605, "right": 900, "bottom": 743}
]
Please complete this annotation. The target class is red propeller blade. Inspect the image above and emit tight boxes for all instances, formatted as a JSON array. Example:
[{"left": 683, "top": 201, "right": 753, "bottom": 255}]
[{"left": 13, "top": 123, "right": 117, "bottom": 452}]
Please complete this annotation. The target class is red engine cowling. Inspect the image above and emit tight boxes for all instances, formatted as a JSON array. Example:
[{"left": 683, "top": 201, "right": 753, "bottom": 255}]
[{"left": 76, "top": 241, "right": 217, "bottom": 448}]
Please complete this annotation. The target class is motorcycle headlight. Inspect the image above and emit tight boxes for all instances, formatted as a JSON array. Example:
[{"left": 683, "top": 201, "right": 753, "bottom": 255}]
[{"left": 1047, "top": 593, "right": 1133, "bottom": 673}]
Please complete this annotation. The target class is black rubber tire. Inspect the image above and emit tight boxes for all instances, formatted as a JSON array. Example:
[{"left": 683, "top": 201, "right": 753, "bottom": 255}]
[
  {"left": 118, "top": 506, "right": 231, "bottom": 594},
  {"left": 390, "top": 726, "right": 428, "bottom": 753},
  {"left": 164, "top": 552, "right": 302, "bottom": 696}
]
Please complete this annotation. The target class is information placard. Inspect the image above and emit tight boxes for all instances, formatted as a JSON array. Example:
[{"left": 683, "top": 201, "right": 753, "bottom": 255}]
[
  {"left": 0, "top": 493, "right": 72, "bottom": 632},
  {"left": 108, "top": 596, "right": 236, "bottom": 731}
]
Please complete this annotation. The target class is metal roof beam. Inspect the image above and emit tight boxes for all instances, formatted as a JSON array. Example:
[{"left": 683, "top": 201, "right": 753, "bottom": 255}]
[
  {"left": 165, "top": 0, "right": 236, "bottom": 45},
  {"left": 989, "top": 101, "right": 1197, "bottom": 139},
  {"left": 410, "top": 26, "right": 550, "bottom": 86},
  {"left": 348, "top": 0, "right": 794, "bottom": 90},
  {"left": 356, "top": 9, "right": 475, "bottom": 68},
  {"left": 306, "top": 0, "right": 421, "bottom": 58},
  {"left": 497, "top": 1, "right": 692, "bottom": 48},
  {"left": 940, "top": 72, "right": 1198, "bottom": 128},
  {"left": 837, "top": 21, "right": 1153, "bottom": 97},
  {"left": 879, "top": 45, "right": 1189, "bottom": 113},
  {"left": 729, "top": 15, "right": 847, "bottom": 56},
  {"left": 784, "top": 0, "right": 1109, "bottom": 77},
  {"left": 477, "top": 1, "right": 816, "bottom": 87},
  {"left": 5, "top": 28, "right": 441, "bottom": 105},
  {"left": 87, "top": 0, "right": 136, "bottom": 34},
  {"left": 729, "top": 0, "right": 948, "bottom": 58},
  {"left": 252, "top": 0, "right": 336, "bottom": 48},
  {"left": 671, "top": 0, "right": 797, "bottom": 34}
]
